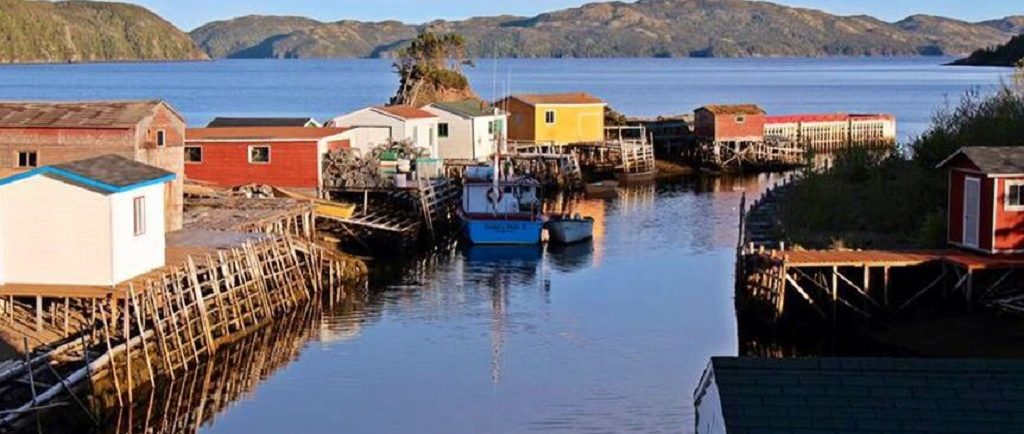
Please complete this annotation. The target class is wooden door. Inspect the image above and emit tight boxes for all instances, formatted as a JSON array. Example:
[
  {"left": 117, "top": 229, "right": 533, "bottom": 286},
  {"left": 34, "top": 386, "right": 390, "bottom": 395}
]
[{"left": 963, "top": 176, "right": 981, "bottom": 248}]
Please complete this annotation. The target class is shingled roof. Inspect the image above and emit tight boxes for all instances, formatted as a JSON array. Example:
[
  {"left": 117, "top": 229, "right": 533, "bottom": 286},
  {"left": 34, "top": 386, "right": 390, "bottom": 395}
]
[
  {"left": 0, "top": 100, "right": 180, "bottom": 129},
  {"left": 428, "top": 100, "right": 501, "bottom": 118},
  {"left": 697, "top": 104, "right": 766, "bottom": 116},
  {"left": 696, "top": 357, "right": 1024, "bottom": 434},
  {"left": 207, "top": 117, "right": 320, "bottom": 128},
  {"left": 936, "top": 146, "right": 1024, "bottom": 174}
]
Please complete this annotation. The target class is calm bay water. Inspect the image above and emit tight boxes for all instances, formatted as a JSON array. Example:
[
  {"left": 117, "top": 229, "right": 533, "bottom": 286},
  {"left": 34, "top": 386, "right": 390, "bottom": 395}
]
[{"left": 1, "top": 58, "right": 1009, "bottom": 433}]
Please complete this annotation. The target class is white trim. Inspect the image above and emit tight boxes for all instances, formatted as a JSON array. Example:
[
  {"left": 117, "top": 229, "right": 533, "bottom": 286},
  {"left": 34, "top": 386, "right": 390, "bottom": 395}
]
[
  {"left": 993, "top": 178, "right": 998, "bottom": 252},
  {"left": 247, "top": 145, "right": 271, "bottom": 164},
  {"left": 1003, "top": 179, "right": 1024, "bottom": 211},
  {"left": 544, "top": 110, "right": 556, "bottom": 125},
  {"left": 184, "top": 145, "right": 203, "bottom": 164},
  {"left": 185, "top": 132, "right": 352, "bottom": 144},
  {"left": 963, "top": 176, "right": 981, "bottom": 249}
]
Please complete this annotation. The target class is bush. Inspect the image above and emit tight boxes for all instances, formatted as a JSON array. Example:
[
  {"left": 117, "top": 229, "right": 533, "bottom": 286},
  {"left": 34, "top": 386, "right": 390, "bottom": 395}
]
[{"left": 778, "top": 78, "right": 1024, "bottom": 249}]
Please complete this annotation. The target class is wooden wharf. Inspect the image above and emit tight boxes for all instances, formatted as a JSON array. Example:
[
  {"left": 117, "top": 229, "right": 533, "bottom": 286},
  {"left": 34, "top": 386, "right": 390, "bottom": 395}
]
[
  {"left": 322, "top": 178, "right": 459, "bottom": 246},
  {"left": 0, "top": 198, "right": 367, "bottom": 431},
  {"left": 694, "top": 138, "right": 806, "bottom": 172}
]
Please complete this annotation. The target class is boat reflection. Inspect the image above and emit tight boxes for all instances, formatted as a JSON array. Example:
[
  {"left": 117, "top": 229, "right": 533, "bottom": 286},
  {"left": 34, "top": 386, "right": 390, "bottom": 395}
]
[{"left": 546, "top": 241, "right": 595, "bottom": 273}]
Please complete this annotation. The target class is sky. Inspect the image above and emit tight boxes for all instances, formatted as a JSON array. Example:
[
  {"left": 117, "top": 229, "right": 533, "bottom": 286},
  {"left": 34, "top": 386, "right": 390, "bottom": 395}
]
[{"left": 129, "top": 0, "right": 1023, "bottom": 31}]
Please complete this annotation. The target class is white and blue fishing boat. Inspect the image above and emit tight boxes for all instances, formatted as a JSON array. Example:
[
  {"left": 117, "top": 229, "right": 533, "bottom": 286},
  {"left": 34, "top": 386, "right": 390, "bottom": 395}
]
[{"left": 460, "top": 165, "right": 545, "bottom": 245}]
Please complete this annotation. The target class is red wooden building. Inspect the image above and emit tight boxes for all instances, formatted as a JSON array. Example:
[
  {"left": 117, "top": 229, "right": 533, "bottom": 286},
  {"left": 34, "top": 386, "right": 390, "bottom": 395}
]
[
  {"left": 693, "top": 104, "right": 766, "bottom": 144},
  {"left": 938, "top": 146, "right": 1024, "bottom": 254},
  {"left": 184, "top": 127, "right": 354, "bottom": 195}
]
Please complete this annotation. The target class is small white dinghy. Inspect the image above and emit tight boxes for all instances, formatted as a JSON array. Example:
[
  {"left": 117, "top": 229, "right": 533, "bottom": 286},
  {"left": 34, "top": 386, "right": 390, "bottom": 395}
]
[{"left": 547, "top": 213, "right": 595, "bottom": 244}]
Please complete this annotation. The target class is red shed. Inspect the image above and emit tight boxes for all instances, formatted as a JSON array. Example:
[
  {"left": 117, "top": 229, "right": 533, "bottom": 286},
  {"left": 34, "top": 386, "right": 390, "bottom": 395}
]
[
  {"left": 693, "top": 104, "right": 766, "bottom": 143},
  {"left": 937, "top": 147, "right": 1024, "bottom": 254},
  {"left": 184, "top": 127, "right": 354, "bottom": 195}
]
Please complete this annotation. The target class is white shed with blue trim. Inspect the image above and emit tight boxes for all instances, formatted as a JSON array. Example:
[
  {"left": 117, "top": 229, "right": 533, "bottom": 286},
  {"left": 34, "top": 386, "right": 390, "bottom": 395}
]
[{"left": 0, "top": 154, "right": 174, "bottom": 286}]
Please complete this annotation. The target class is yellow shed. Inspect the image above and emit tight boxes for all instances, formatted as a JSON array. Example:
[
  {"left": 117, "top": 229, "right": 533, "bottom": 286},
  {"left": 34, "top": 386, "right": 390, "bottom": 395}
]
[{"left": 496, "top": 93, "right": 607, "bottom": 145}]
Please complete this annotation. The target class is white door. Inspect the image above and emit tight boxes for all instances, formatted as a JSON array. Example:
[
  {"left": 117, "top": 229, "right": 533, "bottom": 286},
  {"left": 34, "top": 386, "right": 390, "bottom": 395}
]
[{"left": 963, "top": 177, "right": 981, "bottom": 248}]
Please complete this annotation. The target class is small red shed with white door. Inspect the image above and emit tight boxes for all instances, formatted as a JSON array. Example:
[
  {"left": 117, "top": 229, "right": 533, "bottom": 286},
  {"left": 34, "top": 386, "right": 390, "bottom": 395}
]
[{"left": 937, "top": 146, "right": 1024, "bottom": 254}]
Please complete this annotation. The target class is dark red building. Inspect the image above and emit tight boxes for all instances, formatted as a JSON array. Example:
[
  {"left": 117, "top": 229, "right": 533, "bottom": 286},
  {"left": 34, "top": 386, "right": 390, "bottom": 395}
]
[
  {"left": 938, "top": 147, "right": 1024, "bottom": 254},
  {"left": 184, "top": 127, "right": 355, "bottom": 195},
  {"left": 693, "top": 104, "right": 766, "bottom": 143}
]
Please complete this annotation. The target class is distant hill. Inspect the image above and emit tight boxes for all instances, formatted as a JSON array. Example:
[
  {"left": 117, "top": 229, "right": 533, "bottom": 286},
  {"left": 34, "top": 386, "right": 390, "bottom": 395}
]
[
  {"left": 952, "top": 34, "right": 1024, "bottom": 67},
  {"left": 979, "top": 16, "right": 1024, "bottom": 34},
  {"left": 0, "top": 0, "right": 207, "bottom": 63},
  {"left": 189, "top": 0, "right": 1017, "bottom": 59}
]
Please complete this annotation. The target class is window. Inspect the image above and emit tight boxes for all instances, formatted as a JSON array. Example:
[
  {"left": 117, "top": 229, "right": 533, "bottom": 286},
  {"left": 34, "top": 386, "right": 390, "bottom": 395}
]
[
  {"left": 133, "top": 196, "right": 146, "bottom": 236},
  {"left": 438, "top": 123, "right": 450, "bottom": 138},
  {"left": 184, "top": 146, "right": 202, "bottom": 163},
  {"left": 1006, "top": 181, "right": 1024, "bottom": 211},
  {"left": 156, "top": 130, "right": 166, "bottom": 147},
  {"left": 488, "top": 119, "right": 503, "bottom": 135},
  {"left": 736, "top": 116, "right": 746, "bottom": 124},
  {"left": 16, "top": 151, "right": 37, "bottom": 168},
  {"left": 248, "top": 145, "right": 270, "bottom": 164},
  {"left": 545, "top": 110, "right": 556, "bottom": 125}
]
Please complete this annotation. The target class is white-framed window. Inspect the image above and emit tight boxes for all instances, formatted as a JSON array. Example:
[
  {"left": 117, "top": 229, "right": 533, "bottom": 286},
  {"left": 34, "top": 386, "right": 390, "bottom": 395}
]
[
  {"left": 184, "top": 146, "right": 202, "bottom": 163},
  {"left": 156, "top": 130, "right": 166, "bottom": 147},
  {"left": 248, "top": 145, "right": 271, "bottom": 164},
  {"left": 736, "top": 115, "right": 746, "bottom": 124},
  {"left": 16, "top": 150, "right": 37, "bottom": 168},
  {"left": 488, "top": 119, "right": 503, "bottom": 135},
  {"left": 133, "top": 196, "right": 146, "bottom": 236},
  {"left": 438, "top": 123, "right": 450, "bottom": 138},
  {"left": 1006, "top": 180, "right": 1024, "bottom": 211},
  {"left": 544, "top": 110, "right": 556, "bottom": 125}
]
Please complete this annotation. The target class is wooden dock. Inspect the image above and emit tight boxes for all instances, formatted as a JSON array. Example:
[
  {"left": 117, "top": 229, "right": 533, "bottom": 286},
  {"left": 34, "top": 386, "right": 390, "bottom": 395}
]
[
  {"left": 738, "top": 244, "right": 1024, "bottom": 323},
  {"left": 0, "top": 198, "right": 367, "bottom": 430}
]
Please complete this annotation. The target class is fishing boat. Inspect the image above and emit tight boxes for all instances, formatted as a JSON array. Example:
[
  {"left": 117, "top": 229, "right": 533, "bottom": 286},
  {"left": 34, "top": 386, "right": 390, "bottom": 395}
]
[
  {"left": 459, "top": 165, "right": 545, "bottom": 245},
  {"left": 546, "top": 213, "right": 595, "bottom": 244},
  {"left": 584, "top": 180, "right": 619, "bottom": 197}
]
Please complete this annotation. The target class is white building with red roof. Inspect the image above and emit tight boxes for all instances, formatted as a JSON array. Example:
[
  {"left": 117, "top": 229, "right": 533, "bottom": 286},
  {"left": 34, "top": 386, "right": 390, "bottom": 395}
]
[{"left": 330, "top": 105, "right": 441, "bottom": 157}]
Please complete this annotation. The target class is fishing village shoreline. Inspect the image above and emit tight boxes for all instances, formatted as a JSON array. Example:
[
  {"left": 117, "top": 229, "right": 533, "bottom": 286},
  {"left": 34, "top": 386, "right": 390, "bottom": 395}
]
[{"left": 0, "top": 45, "right": 1018, "bottom": 433}]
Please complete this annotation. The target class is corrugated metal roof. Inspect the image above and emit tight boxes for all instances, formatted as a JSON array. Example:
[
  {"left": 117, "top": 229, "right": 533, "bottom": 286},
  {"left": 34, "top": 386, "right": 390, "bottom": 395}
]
[
  {"left": 765, "top": 113, "right": 895, "bottom": 124},
  {"left": 505, "top": 93, "right": 606, "bottom": 106},
  {"left": 429, "top": 100, "right": 501, "bottom": 118},
  {"left": 0, "top": 100, "right": 177, "bottom": 129},
  {"left": 696, "top": 104, "right": 766, "bottom": 116},
  {"left": 698, "top": 357, "right": 1024, "bottom": 433},
  {"left": 186, "top": 127, "right": 352, "bottom": 141},
  {"left": 937, "top": 146, "right": 1024, "bottom": 174}
]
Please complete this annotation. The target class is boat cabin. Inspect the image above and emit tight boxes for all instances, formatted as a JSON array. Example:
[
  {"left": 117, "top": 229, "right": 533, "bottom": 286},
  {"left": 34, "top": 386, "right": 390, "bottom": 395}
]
[
  {"left": 461, "top": 166, "right": 541, "bottom": 217},
  {"left": 937, "top": 146, "right": 1024, "bottom": 254}
]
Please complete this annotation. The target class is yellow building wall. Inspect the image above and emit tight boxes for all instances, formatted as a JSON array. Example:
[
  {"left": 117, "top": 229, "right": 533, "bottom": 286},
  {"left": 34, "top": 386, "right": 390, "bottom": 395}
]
[{"left": 533, "top": 104, "right": 606, "bottom": 145}]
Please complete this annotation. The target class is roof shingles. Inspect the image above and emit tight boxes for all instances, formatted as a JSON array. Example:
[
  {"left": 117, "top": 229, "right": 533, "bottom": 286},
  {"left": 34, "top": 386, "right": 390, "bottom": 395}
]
[
  {"left": 0, "top": 101, "right": 171, "bottom": 129},
  {"left": 701, "top": 357, "right": 1024, "bottom": 434},
  {"left": 938, "top": 146, "right": 1024, "bottom": 174}
]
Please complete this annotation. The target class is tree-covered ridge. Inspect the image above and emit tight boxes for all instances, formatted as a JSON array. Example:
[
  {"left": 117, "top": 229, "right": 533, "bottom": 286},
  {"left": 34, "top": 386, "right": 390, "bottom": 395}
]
[
  {"left": 0, "top": 0, "right": 207, "bottom": 63},
  {"left": 952, "top": 34, "right": 1024, "bottom": 67},
  {"left": 189, "top": 0, "right": 1017, "bottom": 59}
]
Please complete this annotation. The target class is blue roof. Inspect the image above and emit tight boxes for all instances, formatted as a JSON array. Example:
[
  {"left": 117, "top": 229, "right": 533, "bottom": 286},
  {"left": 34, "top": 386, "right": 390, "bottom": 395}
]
[{"left": 0, "top": 155, "right": 175, "bottom": 194}]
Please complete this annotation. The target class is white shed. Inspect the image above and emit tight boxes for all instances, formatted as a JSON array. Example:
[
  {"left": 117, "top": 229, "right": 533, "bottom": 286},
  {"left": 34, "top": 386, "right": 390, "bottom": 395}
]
[
  {"left": 424, "top": 100, "right": 507, "bottom": 161},
  {"left": 330, "top": 106, "right": 440, "bottom": 158},
  {"left": 0, "top": 154, "right": 173, "bottom": 287}
]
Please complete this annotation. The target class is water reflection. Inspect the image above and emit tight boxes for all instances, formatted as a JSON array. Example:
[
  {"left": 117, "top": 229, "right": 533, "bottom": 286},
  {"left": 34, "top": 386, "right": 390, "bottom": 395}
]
[{"left": 42, "top": 173, "right": 789, "bottom": 434}]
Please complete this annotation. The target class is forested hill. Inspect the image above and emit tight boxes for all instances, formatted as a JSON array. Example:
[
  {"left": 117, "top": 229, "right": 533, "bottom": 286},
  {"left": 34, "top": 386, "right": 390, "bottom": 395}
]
[
  {"left": 952, "top": 34, "right": 1024, "bottom": 67},
  {"left": 0, "top": 0, "right": 207, "bottom": 64},
  {"left": 190, "top": 0, "right": 1017, "bottom": 59}
]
